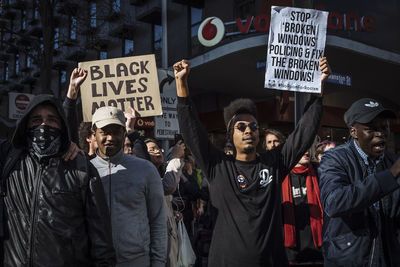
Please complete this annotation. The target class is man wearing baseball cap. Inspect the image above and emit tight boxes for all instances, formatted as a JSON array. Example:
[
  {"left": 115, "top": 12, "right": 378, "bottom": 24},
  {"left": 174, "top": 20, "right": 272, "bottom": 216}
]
[
  {"left": 90, "top": 106, "right": 167, "bottom": 267},
  {"left": 319, "top": 98, "right": 400, "bottom": 266}
]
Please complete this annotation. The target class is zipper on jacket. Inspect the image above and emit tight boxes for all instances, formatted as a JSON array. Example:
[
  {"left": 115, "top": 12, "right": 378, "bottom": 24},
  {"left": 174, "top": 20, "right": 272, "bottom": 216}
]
[
  {"left": 29, "top": 164, "right": 44, "bottom": 267},
  {"left": 369, "top": 237, "right": 376, "bottom": 267},
  {"left": 108, "top": 161, "right": 112, "bottom": 218}
]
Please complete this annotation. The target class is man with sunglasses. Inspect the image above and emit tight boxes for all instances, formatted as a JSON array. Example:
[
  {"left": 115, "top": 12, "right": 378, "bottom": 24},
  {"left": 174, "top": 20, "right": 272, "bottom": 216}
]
[{"left": 173, "top": 58, "right": 331, "bottom": 267}]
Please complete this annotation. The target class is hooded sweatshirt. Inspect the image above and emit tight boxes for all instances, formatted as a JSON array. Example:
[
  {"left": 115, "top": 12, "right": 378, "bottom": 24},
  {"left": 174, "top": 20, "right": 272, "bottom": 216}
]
[{"left": 1, "top": 94, "right": 115, "bottom": 267}]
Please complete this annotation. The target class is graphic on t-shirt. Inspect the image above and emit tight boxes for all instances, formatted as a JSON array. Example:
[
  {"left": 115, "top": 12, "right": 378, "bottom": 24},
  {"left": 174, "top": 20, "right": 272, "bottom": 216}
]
[
  {"left": 259, "top": 169, "right": 273, "bottom": 188},
  {"left": 292, "top": 186, "right": 307, "bottom": 198},
  {"left": 236, "top": 174, "right": 248, "bottom": 189}
]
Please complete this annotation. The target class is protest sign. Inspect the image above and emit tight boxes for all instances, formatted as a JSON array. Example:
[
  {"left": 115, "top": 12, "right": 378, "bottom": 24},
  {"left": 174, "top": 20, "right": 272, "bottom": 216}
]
[
  {"left": 8, "top": 92, "right": 35, "bottom": 120},
  {"left": 265, "top": 6, "right": 328, "bottom": 93},
  {"left": 79, "top": 54, "right": 162, "bottom": 121},
  {"left": 154, "top": 69, "right": 179, "bottom": 140}
]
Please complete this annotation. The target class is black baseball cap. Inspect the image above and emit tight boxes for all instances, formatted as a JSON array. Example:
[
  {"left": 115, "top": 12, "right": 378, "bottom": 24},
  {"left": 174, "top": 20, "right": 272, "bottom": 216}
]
[{"left": 344, "top": 98, "right": 396, "bottom": 127}]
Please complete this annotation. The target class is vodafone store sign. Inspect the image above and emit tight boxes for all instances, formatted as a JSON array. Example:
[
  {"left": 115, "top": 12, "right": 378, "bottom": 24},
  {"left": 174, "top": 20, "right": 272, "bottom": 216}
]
[
  {"left": 9, "top": 92, "right": 34, "bottom": 120},
  {"left": 198, "top": 17, "right": 225, "bottom": 47}
]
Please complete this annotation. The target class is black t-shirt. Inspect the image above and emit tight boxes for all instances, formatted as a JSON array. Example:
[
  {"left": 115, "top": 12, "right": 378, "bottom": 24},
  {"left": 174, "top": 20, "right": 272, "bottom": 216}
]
[
  {"left": 285, "top": 172, "right": 323, "bottom": 263},
  {"left": 178, "top": 96, "right": 323, "bottom": 267}
]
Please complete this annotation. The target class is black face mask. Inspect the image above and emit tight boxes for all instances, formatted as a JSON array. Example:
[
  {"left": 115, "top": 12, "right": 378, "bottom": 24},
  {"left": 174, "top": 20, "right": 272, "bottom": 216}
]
[{"left": 28, "top": 125, "right": 62, "bottom": 159}]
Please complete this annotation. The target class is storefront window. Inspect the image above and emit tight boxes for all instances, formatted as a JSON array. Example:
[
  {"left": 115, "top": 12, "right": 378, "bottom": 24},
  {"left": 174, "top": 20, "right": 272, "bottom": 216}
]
[
  {"left": 234, "top": 0, "right": 255, "bottom": 19},
  {"left": 189, "top": 6, "right": 204, "bottom": 57},
  {"left": 320, "top": 126, "right": 348, "bottom": 145},
  {"left": 153, "top": 24, "right": 162, "bottom": 51},
  {"left": 90, "top": 3, "right": 97, "bottom": 28},
  {"left": 99, "top": 50, "right": 107, "bottom": 60},
  {"left": 112, "top": 0, "right": 120, "bottom": 13},
  {"left": 124, "top": 39, "right": 134, "bottom": 56},
  {"left": 70, "top": 16, "right": 77, "bottom": 40},
  {"left": 191, "top": 7, "right": 202, "bottom": 38},
  {"left": 14, "top": 54, "right": 19, "bottom": 75},
  {"left": 54, "top": 27, "right": 59, "bottom": 49}
]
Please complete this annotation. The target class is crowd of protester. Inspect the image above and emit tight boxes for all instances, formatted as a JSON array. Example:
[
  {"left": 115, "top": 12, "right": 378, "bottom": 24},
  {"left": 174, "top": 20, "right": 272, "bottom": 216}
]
[{"left": 0, "top": 55, "right": 399, "bottom": 267}]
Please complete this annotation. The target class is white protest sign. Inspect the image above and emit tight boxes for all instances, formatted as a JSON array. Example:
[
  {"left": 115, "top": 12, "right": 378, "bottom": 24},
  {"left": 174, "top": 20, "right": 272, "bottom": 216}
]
[
  {"left": 154, "top": 69, "right": 179, "bottom": 140},
  {"left": 8, "top": 92, "right": 35, "bottom": 120},
  {"left": 79, "top": 54, "right": 162, "bottom": 122},
  {"left": 265, "top": 6, "right": 328, "bottom": 93}
]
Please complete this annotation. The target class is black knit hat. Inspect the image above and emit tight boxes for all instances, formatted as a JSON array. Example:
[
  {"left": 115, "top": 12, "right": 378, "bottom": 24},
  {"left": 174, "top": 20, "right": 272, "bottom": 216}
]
[
  {"left": 223, "top": 98, "right": 257, "bottom": 128},
  {"left": 344, "top": 98, "right": 396, "bottom": 127}
]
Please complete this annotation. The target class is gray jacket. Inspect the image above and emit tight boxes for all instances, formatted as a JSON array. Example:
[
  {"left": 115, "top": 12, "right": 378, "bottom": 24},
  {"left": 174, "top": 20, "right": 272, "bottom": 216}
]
[{"left": 91, "top": 150, "right": 167, "bottom": 267}]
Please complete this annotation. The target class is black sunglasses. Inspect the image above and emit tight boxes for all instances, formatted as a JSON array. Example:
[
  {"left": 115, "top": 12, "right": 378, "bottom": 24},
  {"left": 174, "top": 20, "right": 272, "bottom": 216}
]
[{"left": 235, "top": 122, "right": 259, "bottom": 132}]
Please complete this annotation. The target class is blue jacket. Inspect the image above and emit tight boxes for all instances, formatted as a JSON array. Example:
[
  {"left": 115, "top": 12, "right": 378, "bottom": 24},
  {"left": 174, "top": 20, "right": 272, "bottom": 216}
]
[{"left": 318, "top": 139, "right": 400, "bottom": 267}]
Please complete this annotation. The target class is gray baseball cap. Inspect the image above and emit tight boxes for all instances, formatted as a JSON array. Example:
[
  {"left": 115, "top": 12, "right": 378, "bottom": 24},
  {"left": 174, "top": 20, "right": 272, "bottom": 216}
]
[{"left": 92, "top": 106, "right": 125, "bottom": 128}]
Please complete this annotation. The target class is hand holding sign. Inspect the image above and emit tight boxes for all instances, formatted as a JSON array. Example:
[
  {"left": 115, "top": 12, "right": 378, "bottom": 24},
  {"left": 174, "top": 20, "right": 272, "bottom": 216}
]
[
  {"left": 320, "top": 57, "right": 331, "bottom": 83},
  {"left": 78, "top": 54, "right": 162, "bottom": 122},
  {"left": 67, "top": 68, "right": 88, "bottom": 100},
  {"left": 318, "top": 57, "right": 332, "bottom": 97}
]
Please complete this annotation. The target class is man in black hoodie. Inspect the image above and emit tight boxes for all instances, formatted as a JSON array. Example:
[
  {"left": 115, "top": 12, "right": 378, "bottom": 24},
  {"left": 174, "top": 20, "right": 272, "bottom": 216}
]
[{"left": 0, "top": 94, "right": 115, "bottom": 267}]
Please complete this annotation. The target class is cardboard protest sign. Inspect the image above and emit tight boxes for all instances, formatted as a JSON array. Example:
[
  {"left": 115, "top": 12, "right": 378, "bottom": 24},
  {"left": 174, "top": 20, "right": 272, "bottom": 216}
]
[
  {"left": 8, "top": 92, "right": 35, "bottom": 120},
  {"left": 265, "top": 6, "right": 328, "bottom": 93},
  {"left": 154, "top": 69, "right": 179, "bottom": 140},
  {"left": 79, "top": 54, "right": 162, "bottom": 122}
]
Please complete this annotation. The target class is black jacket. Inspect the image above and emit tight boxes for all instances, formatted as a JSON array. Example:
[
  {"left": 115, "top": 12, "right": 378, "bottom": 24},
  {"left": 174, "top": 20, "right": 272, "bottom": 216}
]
[
  {"left": 318, "top": 139, "right": 400, "bottom": 267},
  {"left": 177, "top": 95, "right": 323, "bottom": 267},
  {"left": 0, "top": 95, "right": 115, "bottom": 267}
]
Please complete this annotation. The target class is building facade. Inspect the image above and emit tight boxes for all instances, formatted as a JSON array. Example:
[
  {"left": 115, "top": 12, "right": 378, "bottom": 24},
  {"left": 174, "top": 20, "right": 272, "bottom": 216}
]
[{"left": 0, "top": 0, "right": 399, "bottom": 151}]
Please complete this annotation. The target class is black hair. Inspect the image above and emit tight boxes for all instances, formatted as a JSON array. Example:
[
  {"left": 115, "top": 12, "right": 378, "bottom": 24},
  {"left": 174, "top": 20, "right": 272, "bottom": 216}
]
[
  {"left": 223, "top": 98, "right": 258, "bottom": 127},
  {"left": 174, "top": 133, "right": 184, "bottom": 145},
  {"left": 144, "top": 137, "right": 158, "bottom": 145},
  {"left": 262, "top": 128, "right": 286, "bottom": 150},
  {"left": 78, "top": 121, "right": 93, "bottom": 154},
  {"left": 223, "top": 98, "right": 258, "bottom": 152}
]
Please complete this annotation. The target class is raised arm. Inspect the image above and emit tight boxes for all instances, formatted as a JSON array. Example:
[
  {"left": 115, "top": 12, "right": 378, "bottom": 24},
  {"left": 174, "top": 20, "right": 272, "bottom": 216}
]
[
  {"left": 163, "top": 158, "right": 184, "bottom": 195},
  {"left": 63, "top": 68, "right": 88, "bottom": 144},
  {"left": 174, "top": 60, "right": 222, "bottom": 179},
  {"left": 278, "top": 57, "right": 331, "bottom": 177}
]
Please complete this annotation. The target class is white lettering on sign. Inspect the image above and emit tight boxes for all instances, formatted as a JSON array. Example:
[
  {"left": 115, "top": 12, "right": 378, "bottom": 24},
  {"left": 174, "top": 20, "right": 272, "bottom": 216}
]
[{"left": 154, "top": 69, "right": 180, "bottom": 140}]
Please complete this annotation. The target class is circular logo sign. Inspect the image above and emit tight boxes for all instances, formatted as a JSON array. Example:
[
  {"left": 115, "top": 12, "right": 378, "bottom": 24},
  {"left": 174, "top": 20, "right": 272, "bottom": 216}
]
[
  {"left": 197, "top": 17, "right": 225, "bottom": 47},
  {"left": 15, "top": 94, "right": 30, "bottom": 110}
]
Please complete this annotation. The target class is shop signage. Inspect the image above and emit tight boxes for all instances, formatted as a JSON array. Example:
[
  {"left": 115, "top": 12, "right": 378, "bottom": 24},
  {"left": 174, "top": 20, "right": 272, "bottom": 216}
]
[
  {"left": 8, "top": 92, "right": 35, "bottom": 120},
  {"left": 198, "top": 8, "right": 376, "bottom": 47},
  {"left": 154, "top": 70, "right": 180, "bottom": 140}
]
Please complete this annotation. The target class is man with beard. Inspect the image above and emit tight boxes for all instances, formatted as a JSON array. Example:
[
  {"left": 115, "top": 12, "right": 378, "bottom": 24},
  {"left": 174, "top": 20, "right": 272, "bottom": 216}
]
[
  {"left": 319, "top": 98, "right": 400, "bottom": 266},
  {"left": 173, "top": 57, "right": 331, "bottom": 267},
  {"left": 0, "top": 95, "right": 115, "bottom": 266},
  {"left": 90, "top": 106, "right": 167, "bottom": 267},
  {"left": 264, "top": 129, "right": 286, "bottom": 151}
]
